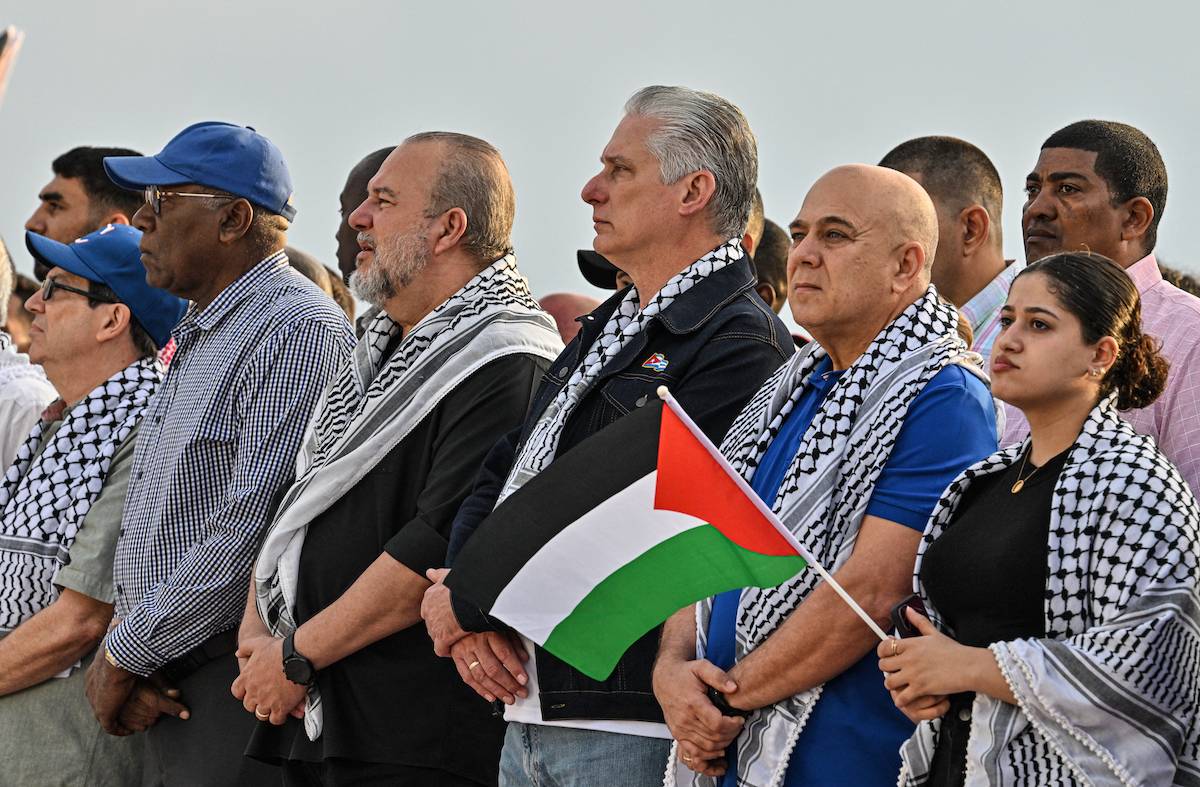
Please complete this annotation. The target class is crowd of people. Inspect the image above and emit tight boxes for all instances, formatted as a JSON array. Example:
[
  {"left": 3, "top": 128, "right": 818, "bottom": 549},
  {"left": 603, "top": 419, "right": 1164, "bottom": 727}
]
[{"left": 0, "top": 84, "right": 1196, "bottom": 787}]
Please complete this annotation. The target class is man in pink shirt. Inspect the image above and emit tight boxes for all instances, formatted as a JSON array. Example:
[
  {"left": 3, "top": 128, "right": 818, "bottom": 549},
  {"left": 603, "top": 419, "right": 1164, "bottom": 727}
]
[{"left": 1002, "top": 120, "right": 1200, "bottom": 493}]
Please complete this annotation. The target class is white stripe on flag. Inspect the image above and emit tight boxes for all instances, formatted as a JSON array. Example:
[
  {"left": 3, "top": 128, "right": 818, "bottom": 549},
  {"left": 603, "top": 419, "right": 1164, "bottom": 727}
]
[{"left": 489, "top": 471, "right": 706, "bottom": 644}]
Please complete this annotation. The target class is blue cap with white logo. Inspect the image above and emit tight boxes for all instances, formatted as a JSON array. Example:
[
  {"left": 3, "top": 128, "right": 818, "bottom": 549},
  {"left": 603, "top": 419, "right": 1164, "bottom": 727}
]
[
  {"left": 25, "top": 224, "right": 188, "bottom": 348},
  {"left": 103, "top": 121, "right": 296, "bottom": 220}
]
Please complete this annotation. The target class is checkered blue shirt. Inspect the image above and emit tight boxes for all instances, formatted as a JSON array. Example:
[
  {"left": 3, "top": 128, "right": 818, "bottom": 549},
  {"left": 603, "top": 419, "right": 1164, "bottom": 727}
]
[{"left": 106, "top": 252, "right": 355, "bottom": 675}]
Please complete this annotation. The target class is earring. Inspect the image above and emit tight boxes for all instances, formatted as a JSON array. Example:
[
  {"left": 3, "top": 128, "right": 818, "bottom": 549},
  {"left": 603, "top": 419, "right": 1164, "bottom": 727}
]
[{"left": 1090, "top": 368, "right": 1102, "bottom": 378}]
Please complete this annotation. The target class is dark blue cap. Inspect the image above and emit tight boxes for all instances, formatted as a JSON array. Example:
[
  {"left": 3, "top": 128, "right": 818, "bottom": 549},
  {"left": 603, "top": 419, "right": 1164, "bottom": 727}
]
[
  {"left": 103, "top": 121, "right": 296, "bottom": 220},
  {"left": 25, "top": 225, "right": 188, "bottom": 348}
]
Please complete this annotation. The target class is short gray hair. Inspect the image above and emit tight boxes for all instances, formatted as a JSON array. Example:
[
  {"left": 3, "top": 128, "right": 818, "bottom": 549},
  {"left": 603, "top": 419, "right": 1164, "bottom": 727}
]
[
  {"left": 624, "top": 86, "right": 758, "bottom": 239},
  {"left": 404, "top": 131, "right": 515, "bottom": 264}
]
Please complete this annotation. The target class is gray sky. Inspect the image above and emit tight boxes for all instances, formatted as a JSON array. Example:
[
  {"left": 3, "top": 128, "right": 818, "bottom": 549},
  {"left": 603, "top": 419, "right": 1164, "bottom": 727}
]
[{"left": 4, "top": 0, "right": 1199, "bottom": 315}]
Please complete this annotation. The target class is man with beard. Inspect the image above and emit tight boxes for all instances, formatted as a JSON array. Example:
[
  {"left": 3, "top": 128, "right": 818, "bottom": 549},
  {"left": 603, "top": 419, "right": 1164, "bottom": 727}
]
[
  {"left": 422, "top": 86, "right": 793, "bottom": 786},
  {"left": 237, "top": 132, "right": 562, "bottom": 786}
]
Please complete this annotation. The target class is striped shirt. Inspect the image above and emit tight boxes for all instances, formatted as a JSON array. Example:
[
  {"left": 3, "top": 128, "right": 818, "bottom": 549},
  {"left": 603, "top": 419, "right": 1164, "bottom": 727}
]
[
  {"left": 959, "top": 259, "right": 1025, "bottom": 366},
  {"left": 1002, "top": 254, "right": 1200, "bottom": 494},
  {"left": 106, "top": 252, "right": 354, "bottom": 675}
]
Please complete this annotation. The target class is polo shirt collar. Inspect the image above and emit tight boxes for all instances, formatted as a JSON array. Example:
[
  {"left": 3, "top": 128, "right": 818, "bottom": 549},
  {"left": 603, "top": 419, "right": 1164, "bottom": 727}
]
[{"left": 959, "top": 259, "right": 1024, "bottom": 335}]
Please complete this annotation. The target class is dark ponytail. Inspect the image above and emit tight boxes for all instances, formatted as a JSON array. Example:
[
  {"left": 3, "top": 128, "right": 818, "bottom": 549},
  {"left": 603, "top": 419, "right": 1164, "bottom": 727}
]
[{"left": 1017, "top": 252, "right": 1170, "bottom": 410}]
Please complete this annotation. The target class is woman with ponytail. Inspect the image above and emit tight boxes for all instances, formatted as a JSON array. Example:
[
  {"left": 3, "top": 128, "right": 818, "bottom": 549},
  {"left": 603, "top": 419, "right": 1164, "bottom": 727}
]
[{"left": 877, "top": 252, "right": 1199, "bottom": 786}]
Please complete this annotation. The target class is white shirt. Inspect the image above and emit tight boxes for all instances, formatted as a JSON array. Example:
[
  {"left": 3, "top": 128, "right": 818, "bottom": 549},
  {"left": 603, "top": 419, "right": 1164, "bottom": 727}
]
[{"left": 0, "top": 334, "right": 57, "bottom": 469}]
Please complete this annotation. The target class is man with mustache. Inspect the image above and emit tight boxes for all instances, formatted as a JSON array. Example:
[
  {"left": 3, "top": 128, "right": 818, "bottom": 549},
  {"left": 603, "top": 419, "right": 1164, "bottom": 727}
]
[
  {"left": 1003, "top": 120, "right": 1200, "bottom": 494},
  {"left": 237, "top": 132, "right": 562, "bottom": 787}
]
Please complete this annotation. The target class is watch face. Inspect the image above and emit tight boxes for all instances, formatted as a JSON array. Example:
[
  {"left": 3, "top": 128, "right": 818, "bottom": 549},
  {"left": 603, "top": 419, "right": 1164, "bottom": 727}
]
[{"left": 284, "top": 657, "right": 313, "bottom": 686}]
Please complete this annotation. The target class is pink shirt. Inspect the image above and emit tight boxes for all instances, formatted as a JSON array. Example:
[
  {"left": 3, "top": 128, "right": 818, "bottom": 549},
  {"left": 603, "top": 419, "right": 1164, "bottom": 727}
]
[{"left": 1001, "top": 254, "right": 1200, "bottom": 494}]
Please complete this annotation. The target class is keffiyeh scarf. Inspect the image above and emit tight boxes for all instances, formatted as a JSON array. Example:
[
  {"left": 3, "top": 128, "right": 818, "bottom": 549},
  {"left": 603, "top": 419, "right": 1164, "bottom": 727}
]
[
  {"left": 498, "top": 238, "right": 744, "bottom": 504},
  {"left": 254, "top": 255, "right": 562, "bottom": 740},
  {"left": 671, "top": 287, "right": 972, "bottom": 787},
  {"left": 899, "top": 397, "right": 1200, "bottom": 786},
  {"left": 0, "top": 356, "right": 161, "bottom": 633}
]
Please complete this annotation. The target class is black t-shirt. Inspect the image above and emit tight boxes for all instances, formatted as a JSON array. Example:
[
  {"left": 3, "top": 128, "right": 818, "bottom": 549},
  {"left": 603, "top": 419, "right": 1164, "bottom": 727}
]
[
  {"left": 918, "top": 446, "right": 1069, "bottom": 787},
  {"left": 245, "top": 352, "right": 547, "bottom": 784}
]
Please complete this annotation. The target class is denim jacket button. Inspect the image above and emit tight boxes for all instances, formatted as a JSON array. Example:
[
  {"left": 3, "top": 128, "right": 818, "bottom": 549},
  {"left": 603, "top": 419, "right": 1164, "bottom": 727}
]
[{"left": 635, "top": 395, "right": 648, "bottom": 407}]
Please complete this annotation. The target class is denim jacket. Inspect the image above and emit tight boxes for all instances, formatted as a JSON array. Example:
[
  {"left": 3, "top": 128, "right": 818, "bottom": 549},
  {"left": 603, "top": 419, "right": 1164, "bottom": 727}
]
[{"left": 449, "top": 256, "right": 793, "bottom": 723}]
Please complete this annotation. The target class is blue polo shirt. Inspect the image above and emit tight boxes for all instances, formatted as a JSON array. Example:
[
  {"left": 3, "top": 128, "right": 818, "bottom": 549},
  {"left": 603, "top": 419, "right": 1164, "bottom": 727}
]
[{"left": 709, "top": 356, "right": 997, "bottom": 787}]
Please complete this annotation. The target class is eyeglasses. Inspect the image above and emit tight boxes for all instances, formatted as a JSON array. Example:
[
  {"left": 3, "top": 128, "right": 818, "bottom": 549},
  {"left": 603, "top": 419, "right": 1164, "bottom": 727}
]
[
  {"left": 143, "top": 185, "right": 236, "bottom": 215},
  {"left": 41, "top": 277, "right": 119, "bottom": 304}
]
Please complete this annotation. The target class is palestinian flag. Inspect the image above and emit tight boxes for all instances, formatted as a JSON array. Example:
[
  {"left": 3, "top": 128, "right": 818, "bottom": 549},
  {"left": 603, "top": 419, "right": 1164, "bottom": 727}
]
[{"left": 447, "top": 391, "right": 808, "bottom": 682}]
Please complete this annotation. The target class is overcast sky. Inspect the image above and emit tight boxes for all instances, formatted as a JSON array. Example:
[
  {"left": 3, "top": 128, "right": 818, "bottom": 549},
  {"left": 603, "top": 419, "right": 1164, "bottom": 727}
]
[{"left": 3, "top": 0, "right": 1199, "bottom": 313}]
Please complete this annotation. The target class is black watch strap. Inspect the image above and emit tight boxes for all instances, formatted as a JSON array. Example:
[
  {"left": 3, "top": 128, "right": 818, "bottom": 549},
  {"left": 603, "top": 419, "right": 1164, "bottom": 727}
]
[
  {"left": 706, "top": 685, "right": 751, "bottom": 718},
  {"left": 282, "top": 632, "right": 315, "bottom": 687}
]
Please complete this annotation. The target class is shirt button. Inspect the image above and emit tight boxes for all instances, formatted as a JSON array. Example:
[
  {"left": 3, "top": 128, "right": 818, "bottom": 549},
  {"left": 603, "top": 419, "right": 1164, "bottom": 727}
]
[
  {"left": 958, "top": 708, "right": 971, "bottom": 722},
  {"left": 557, "top": 367, "right": 569, "bottom": 377},
  {"left": 635, "top": 395, "right": 648, "bottom": 407}
]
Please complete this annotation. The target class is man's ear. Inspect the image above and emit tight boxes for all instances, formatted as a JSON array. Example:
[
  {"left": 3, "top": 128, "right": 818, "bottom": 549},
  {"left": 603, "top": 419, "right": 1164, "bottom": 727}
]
[
  {"left": 741, "top": 233, "right": 756, "bottom": 257},
  {"left": 217, "top": 199, "right": 256, "bottom": 244},
  {"left": 95, "top": 302, "right": 134, "bottom": 346},
  {"left": 960, "top": 205, "right": 991, "bottom": 256},
  {"left": 894, "top": 241, "right": 926, "bottom": 292},
  {"left": 1120, "top": 196, "right": 1154, "bottom": 248},
  {"left": 677, "top": 170, "right": 717, "bottom": 220},
  {"left": 432, "top": 207, "right": 468, "bottom": 256},
  {"left": 754, "top": 282, "right": 777, "bottom": 311},
  {"left": 100, "top": 212, "right": 132, "bottom": 227}
]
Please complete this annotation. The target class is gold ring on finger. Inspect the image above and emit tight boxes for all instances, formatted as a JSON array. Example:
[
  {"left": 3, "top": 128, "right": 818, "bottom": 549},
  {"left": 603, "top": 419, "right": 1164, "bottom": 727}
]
[
  {"left": 890, "top": 639, "right": 899, "bottom": 657},
  {"left": 255, "top": 709, "right": 270, "bottom": 720},
  {"left": 468, "top": 660, "right": 481, "bottom": 671}
]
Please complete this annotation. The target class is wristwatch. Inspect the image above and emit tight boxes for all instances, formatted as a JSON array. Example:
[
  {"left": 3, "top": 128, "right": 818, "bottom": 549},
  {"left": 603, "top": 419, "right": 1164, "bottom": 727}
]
[
  {"left": 282, "top": 633, "right": 315, "bottom": 686},
  {"left": 706, "top": 686, "right": 751, "bottom": 718}
]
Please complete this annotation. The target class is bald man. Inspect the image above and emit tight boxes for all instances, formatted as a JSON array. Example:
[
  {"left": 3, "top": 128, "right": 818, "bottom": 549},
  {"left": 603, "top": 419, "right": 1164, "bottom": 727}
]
[
  {"left": 654, "top": 165, "right": 998, "bottom": 786},
  {"left": 539, "top": 292, "right": 602, "bottom": 342}
]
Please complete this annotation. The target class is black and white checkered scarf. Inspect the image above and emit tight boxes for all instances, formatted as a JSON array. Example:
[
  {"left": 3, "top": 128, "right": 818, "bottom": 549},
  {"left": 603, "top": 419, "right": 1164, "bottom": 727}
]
[
  {"left": 498, "top": 238, "right": 744, "bottom": 504},
  {"left": 898, "top": 397, "right": 1200, "bottom": 786},
  {"left": 670, "top": 287, "right": 972, "bottom": 787},
  {"left": 254, "top": 255, "right": 562, "bottom": 740},
  {"left": 0, "top": 356, "right": 161, "bottom": 633}
]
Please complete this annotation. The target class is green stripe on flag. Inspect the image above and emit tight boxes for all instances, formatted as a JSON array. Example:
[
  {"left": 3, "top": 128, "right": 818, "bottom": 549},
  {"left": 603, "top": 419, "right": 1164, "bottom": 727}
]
[{"left": 542, "top": 524, "right": 806, "bottom": 681}]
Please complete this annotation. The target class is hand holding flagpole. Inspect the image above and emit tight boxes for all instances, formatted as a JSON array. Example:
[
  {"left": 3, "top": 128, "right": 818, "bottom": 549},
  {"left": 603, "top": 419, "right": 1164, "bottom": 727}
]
[{"left": 655, "top": 386, "right": 889, "bottom": 642}]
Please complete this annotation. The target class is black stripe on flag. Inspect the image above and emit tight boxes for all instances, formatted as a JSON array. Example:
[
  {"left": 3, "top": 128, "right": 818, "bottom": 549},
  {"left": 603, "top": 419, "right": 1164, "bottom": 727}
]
[{"left": 447, "top": 400, "right": 663, "bottom": 612}]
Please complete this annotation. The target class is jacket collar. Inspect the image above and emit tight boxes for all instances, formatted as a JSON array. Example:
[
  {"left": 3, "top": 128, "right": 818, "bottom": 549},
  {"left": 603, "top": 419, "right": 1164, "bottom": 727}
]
[{"left": 572, "top": 256, "right": 756, "bottom": 353}]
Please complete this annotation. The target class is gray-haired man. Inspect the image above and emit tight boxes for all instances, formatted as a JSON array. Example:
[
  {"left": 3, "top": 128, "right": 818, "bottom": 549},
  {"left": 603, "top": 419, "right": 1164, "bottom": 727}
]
[{"left": 421, "top": 85, "right": 794, "bottom": 786}]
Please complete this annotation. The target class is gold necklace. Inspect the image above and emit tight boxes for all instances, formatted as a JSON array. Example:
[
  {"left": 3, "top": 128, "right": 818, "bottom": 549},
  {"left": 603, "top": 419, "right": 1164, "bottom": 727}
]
[{"left": 1010, "top": 447, "right": 1041, "bottom": 494}]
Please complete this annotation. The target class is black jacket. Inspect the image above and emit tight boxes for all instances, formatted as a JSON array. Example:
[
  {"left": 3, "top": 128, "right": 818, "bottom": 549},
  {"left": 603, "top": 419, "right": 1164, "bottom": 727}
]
[{"left": 448, "top": 256, "right": 793, "bottom": 723}]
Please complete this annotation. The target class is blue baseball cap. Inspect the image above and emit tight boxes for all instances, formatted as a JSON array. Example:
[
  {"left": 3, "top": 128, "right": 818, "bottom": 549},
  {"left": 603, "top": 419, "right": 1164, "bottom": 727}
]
[
  {"left": 103, "top": 121, "right": 296, "bottom": 220},
  {"left": 25, "top": 224, "right": 188, "bottom": 348}
]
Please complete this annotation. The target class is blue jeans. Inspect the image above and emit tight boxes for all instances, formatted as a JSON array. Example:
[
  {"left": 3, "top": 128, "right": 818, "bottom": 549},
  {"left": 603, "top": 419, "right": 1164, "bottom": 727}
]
[{"left": 499, "top": 722, "right": 671, "bottom": 787}]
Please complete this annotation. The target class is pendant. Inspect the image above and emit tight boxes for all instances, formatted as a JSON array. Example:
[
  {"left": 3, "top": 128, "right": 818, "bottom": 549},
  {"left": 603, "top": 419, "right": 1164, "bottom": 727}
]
[{"left": 1011, "top": 479, "right": 1025, "bottom": 494}]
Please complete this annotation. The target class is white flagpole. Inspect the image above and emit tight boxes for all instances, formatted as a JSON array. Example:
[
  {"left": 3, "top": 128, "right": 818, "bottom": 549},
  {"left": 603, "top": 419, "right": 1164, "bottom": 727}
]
[{"left": 656, "top": 386, "right": 889, "bottom": 642}]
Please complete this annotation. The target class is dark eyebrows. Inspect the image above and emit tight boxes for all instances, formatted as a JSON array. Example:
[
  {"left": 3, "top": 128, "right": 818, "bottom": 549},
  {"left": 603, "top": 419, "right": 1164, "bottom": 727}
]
[
  {"left": 1045, "top": 171, "right": 1090, "bottom": 183},
  {"left": 788, "top": 215, "right": 858, "bottom": 233},
  {"left": 1000, "top": 303, "right": 1061, "bottom": 319},
  {"left": 38, "top": 191, "right": 64, "bottom": 203}
]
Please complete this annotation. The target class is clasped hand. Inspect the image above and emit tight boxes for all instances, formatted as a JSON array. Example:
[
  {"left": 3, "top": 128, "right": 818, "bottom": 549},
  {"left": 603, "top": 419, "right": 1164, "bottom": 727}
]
[
  {"left": 652, "top": 655, "right": 745, "bottom": 778},
  {"left": 231, "top": 635, "right": 306, "bottom": 725}
]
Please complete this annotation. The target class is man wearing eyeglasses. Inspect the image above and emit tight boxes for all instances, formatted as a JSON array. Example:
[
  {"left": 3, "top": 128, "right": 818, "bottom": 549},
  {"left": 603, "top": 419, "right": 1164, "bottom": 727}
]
[
  {"left": 0, "top": 223, "right": 186, "bottom": 785},
  {"left": 83, "top": 122, "right": 355, "bottom": 786}
]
